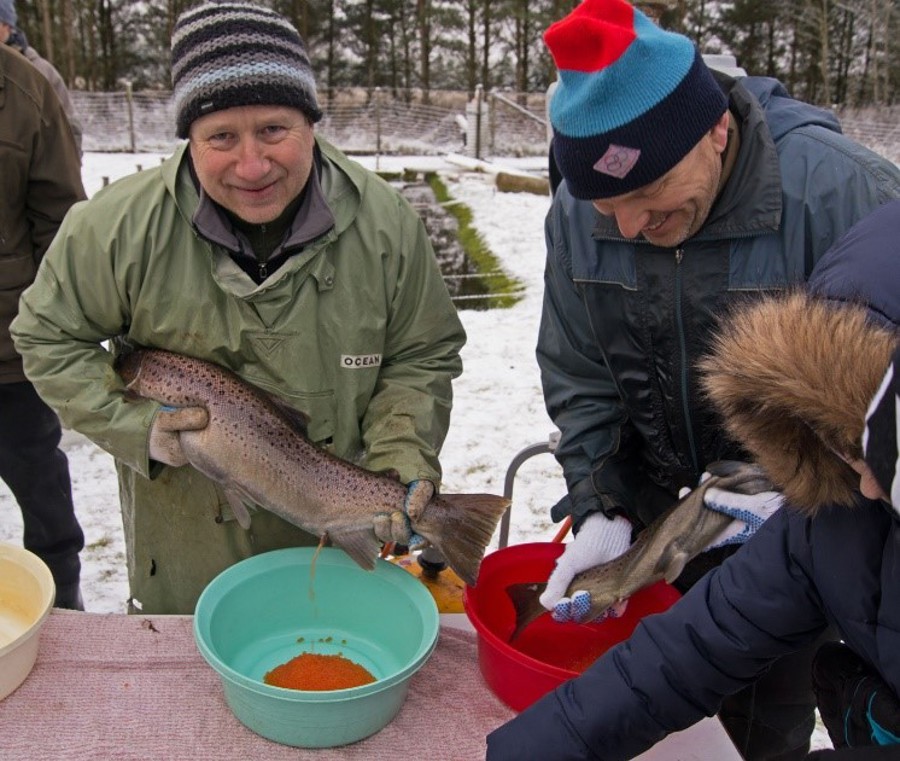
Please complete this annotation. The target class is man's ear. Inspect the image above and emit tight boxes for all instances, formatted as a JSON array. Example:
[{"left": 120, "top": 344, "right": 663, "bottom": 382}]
[{"left": 710, "top": 110, "right": 731, "bottom": 155}]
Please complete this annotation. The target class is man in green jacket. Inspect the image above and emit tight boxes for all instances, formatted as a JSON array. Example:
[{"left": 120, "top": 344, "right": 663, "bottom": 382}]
[
  {"left": 10, "top": 1, "right": 466, "bottom": 615},
  {"left": 0, "top": 43, "right": 86, "bottom": 609}
]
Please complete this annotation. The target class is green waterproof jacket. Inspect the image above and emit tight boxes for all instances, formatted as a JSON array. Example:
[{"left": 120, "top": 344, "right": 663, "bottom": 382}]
[{"left": 11, "top": 138, "right": 466, "bottom": 614}]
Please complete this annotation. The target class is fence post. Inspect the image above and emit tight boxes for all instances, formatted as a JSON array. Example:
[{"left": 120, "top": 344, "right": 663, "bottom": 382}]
[
  {"left": 488, "top": 89, "right": 496, "bottom": 155},
  {"left": 125, "top": 81, "right": 136, "bottom": 153},
  {"left": 474, "top": 84, "right": 483, "bottom": 160},
  {"left": 375, "top": 86, "right": 382, "bottom": 171}
]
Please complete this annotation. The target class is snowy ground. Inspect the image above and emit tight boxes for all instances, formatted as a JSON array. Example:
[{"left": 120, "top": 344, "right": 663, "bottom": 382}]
[{"left": 0, "top": 150, "right": 832, "bottom": 751}]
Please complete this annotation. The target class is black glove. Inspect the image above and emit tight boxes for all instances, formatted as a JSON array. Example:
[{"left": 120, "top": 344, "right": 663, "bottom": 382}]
[{"left": 812, "top": 641, "right": 900, "bottom": 750}]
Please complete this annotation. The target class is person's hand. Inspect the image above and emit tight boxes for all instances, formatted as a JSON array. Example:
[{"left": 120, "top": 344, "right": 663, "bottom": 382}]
[
  {"left": 403, "top": 479, "right": 433, "bottom": 549},
  {"left": 148, "top": 405, "right": 208, "bottom": 467},
  {"left": 404, "top": 479, "right": 434, "bottom": 520},
  {"left": 372, "top": 478, "right": 434, "bottom": 549},
  {"left": 539, "top": 511, "right": 632, "bottom": 623},
  {"left": 695, "top": 472, "right": 784, "bottom": 549}
]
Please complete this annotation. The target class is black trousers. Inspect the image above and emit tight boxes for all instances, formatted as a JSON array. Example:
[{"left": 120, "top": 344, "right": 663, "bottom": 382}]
[
  {"left": 678, "top": 547, "right": 833, "bottom": 761},
  {"left": 719, "top": 632, "right": 835, "bottom": 761},
  {"left": 0, "top": 381, "right": 83, "bottom": 590}
]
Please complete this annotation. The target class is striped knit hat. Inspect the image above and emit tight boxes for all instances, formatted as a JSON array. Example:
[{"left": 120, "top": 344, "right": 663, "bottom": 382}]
[
  {"left": 171, "top": 1, "right": 322, "bottom": 139},
  {"left": 544, "top": 0, "right": 727, "bottom": 200}
]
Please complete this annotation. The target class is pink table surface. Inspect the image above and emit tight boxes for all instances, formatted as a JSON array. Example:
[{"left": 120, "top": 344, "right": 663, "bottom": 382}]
[
  {"left": 1, "top": 610, "right": 739, "bottom": 761},
  {"left": 0, "top": 610, "right": 513, "bottom": 760}
]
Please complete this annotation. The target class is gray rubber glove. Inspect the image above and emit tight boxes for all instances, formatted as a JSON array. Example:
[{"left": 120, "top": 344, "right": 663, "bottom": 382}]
[
  {"left": 148, "top": 405, "right": 208, "bottom": 467},
  {"left": 373, "top": 479, "right": 434, "bottom": 549},
  {"left": 404, "top": 479, "right": 433, "bottom": 549}
]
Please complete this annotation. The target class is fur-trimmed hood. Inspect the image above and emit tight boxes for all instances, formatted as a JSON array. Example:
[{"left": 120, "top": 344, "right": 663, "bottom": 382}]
[{"left": 700, "top": 291, "right": 897, "bottom": 514}]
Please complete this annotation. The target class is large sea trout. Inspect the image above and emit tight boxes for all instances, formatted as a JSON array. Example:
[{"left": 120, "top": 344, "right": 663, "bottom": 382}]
[
  {"left": 507, "top": 461, "right": 776, "bottom": 638},
  {"left": 115, "top": 348, "right": 510, "bottom": 587}
]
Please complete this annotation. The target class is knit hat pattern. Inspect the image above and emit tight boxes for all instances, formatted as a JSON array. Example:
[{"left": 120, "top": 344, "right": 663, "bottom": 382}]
[
  {"left": 545, "top": 0, "right": 727, "bottom": 200},
  {"left": 171, "top": 1, "right": 322, "bottom": 138},
  {"left": 0, "top": 0, "right": 17, "bottom": 27}
]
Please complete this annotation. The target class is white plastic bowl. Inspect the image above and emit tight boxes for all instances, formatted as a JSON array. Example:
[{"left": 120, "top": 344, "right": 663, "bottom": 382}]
[{"left": 0, "top": 542, "right": 55, "bottom": 701}]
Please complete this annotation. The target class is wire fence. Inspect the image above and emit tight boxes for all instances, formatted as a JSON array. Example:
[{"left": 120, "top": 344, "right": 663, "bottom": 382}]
[
  {"left": 73, "top": 88, "right": 900, "bottom": 310},
  {"left": 74, "top": 87, "right": 551, "bottom": 158},
  {"left": 74, "top": 86, "right": 900, "bottom": 165}
]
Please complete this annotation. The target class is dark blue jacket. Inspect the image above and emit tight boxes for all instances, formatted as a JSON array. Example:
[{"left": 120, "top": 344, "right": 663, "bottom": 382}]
[
  {"left": 486, "top": 502, "right": 899, "bottom": 761},
  {"left": 487, "top": 202, "right": 900, "bottom": 761}
]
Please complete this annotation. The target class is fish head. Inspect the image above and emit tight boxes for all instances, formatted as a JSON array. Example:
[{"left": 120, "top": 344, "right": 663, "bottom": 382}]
[
  {"left": 114, "top": 349, "right": 146, "bottom": 393},
  {"left": 704, "top": 460, "right": 775, "bottom": 495}
]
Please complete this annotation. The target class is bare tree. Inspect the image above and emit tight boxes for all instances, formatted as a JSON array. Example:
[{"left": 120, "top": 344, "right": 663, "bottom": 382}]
[
  {"left": 38, "top": 0, "right": 54, "bottom": 62},
  {"left": 417, "top": 0, "right": 431, "bottom": 102}
]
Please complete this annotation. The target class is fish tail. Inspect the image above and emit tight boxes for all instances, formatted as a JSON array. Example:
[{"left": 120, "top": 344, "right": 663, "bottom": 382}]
[
  {"left": 507, "top": 582, "right": 549, "bottom": 641},
  {"left": 414, "top": 493, "right": 510, "bottom": 587}
]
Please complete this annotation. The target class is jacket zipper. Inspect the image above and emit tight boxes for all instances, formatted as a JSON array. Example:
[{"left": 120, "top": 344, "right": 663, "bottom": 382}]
[
  {"left": 674, "top": 248, "right": 699, "bottom": 473},
  {"left": 258, "top": 223, "right": 269, "bottom": 281}
]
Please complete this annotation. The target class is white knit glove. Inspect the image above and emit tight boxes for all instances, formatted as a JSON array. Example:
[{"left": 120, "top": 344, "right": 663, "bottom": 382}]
[
  {"left": 685, "top": 471, "right": 784, "bottom": 551},
  {"left": 148, "top": 405, "right": 208, "bottom": 467},
  {"left": 540, "top": 511, "right": 632, "bottom": 622}
]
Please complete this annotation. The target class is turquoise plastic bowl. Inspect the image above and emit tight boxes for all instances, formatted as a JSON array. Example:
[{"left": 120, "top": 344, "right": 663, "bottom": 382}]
[{"left": 193, "top": 547, "right": 439, "bottom": 748}]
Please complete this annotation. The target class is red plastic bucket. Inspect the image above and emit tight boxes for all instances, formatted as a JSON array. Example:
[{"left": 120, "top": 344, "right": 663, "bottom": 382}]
[{"left": 463, "top": 542, "right": 681, "bottom": 712}]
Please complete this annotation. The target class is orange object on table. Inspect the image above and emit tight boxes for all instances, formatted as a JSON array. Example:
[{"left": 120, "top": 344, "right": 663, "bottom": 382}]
[{"left": 264, "top": 652, "right": 376, "bottom": 691}]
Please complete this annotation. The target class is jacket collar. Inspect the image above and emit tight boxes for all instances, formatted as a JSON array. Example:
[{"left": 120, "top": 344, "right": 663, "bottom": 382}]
[{"left": 188, "top": 145, "right": 335, "bottom": 257}]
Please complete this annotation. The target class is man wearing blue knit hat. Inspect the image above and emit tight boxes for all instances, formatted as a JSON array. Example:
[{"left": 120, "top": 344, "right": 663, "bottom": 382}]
[
  {"left": 510, "top": 0, "right": 900, "bottom": 759},
  {"left": 11, "top": 1, "right": 465, "bottom": 616}
]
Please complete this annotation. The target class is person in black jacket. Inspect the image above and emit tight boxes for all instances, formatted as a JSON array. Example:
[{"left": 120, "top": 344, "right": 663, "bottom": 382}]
[
  {"left": 533, "top": 0, "right": 900, "bottom": 756},
  {"left": 487, "top": 199, "right": 900, "bottom": 761}
]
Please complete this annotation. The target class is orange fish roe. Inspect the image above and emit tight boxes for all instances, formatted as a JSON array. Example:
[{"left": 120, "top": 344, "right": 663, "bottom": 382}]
[{"left": 264, "top": 652, "right": 377, "bottom": 691}]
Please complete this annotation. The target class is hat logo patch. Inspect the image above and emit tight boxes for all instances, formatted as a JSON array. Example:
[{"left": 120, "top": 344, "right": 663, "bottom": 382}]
[{"left": 594, "top": 145, "right": 641, "bottom": 179}]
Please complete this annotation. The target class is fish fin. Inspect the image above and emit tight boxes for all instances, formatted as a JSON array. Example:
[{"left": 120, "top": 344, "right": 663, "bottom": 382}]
[
  {"left": 507, "top": 582, "right": 549, "bottom": 641},
  {"left": 223, "top": 489, "right": 253, "bottom": 530},
  {"left": 660, "top": 551, "right": 689, "bottom": 585},
  {"left": 327, "top": 528, "right": 379, "bottom": 572},
  {"left": 414, "top": 493, "right": 510, "bottom": 587}
]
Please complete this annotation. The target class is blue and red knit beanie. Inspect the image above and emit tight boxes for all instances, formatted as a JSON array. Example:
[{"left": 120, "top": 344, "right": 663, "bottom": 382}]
[
  {"left": 171, "top": 1, "right": 322, "bottom": 139},
  {"left": 545, "top": 0, "right": 727, "bottom": 200}
]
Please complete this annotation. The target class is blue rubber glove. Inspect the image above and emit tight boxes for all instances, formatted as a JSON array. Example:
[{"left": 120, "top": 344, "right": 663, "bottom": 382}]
[
  {"left": 694, "top": 473, "right": 784, "bottom": 550},
  {"left": 539, "top": 511, "right": 632, "bottom": 624}
]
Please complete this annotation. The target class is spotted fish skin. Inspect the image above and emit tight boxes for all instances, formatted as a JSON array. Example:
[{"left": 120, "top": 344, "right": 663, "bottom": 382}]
[
  {"left": 116, "top": 348, "right": 509, "bottom": 586},
  {"left": 508, "top": 461, "right": 776, "bottom": 638}
]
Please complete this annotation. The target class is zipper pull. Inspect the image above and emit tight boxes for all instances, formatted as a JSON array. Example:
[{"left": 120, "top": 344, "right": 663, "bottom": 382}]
[
  {"left": 675, "top": 248, "right": 684, "bottom": 264},
  {"left": 258, "top": 261, "right": 268, "bottom": 280}
]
